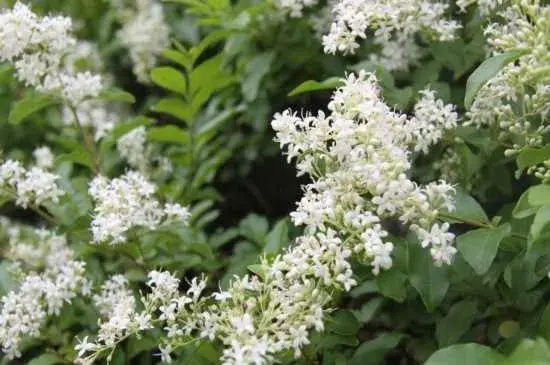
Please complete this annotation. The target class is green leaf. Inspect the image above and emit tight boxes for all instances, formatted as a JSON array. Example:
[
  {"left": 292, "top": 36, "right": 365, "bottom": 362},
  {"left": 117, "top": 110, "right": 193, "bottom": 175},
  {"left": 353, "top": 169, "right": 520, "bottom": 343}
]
[
  {"left": 151, "top": 97, "right": 194, "bottom": 124},
  {"left": 457, "top": 224, "right": 510, "bottom": 275},
  {"left": 9, "top": 93, "right": 59, "bottom": 124},
  {"left": 247, "top": 264, "right": 265, "bottom": 280},
  {"left": 505, "top": 339, "right": 550, "bottom": 365},
  {"left": 425, "top": 344, "right": 504, "bottom": 365},
  {"left": 242, "top": 52, "right": 275, "bottom": 101},
  {"left": 513, "top": 185, "right": 550, "bottom": 219},
  {"left": 517, "top": 145, "right": 550, "bottom": 173},
  {"left": 350, "top": 333, "right": 405, "bottom": 365},
  {"left": 353, "top": 297, "right": 384, "bottom": 324},
  {"left": 56, "top": 147, "right": 93, "bottom": 169},
  {"left": 98, "top": 87, "right": 135, "bottom": 103},
  {"left": 445, "top": 189, "right": 490, "bottom": 225},
  {"left": 264, "top": 218, "right": 289, "bottom": 254},
  {"left": 538, "top": 304, "right": 550, "bottom": 343},
  {"left": 187, "top": 242, "right": 213, "bottom": 258},
  {"left": 148, "top": 125, "right": 189, "bottom": 144},
  {"left": 436, "top": 300, "right": 478, "bottom": 347},
  {"left": 151, "top": 66, "right": 187, "bottom": 95},
  {"left": 288, "top": 77, "right": 343, "bottom": 97},
  {"left": 162, "top": 49, "right": 193, "bottom": 70},
  {"left": 530, "top": 205, "right": 550, "bottom": 243},
  {"left": 408, "top": 237, "right": 449, "bottom": 311},
  {"left": 239, "top": 214, "right": 268, "bottom": 246},
  {"left": 376, "top": 269, "right": 407, "bottom": 302},
  {"left": 465, "top": 51, "right": 524, "bottom": 108},
  {"left": 27, "top": 353, "right": 64, "bottom": 365},
  {"left": 328, "top": 310, "right": 360, "bottom": 336}
]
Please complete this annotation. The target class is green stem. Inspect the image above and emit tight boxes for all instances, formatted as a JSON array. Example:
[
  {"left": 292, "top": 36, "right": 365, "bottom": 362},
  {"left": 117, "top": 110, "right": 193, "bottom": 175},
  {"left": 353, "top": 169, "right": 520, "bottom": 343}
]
[{"left": 70, "top": 105, "right": 101, "bottom": 175}]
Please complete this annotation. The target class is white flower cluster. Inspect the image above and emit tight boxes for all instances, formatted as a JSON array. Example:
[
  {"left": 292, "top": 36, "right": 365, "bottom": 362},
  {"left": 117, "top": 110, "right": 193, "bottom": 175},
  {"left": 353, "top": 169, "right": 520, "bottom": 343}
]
[
  {"left": 322, "top": 0, "right": 460, "bottom": 55},
  {"left": 0, "top": 225, "right": 89, "bottom": 359},
  {"left": 75, "top": 275, "right": 152, "bottom": 364},
  {"left": 0, "top": 2, "right": 103, "bottom": 105},
  {"left": 408, "top": 89, "right": 459, "bottom": 154},
  {"left": 274, "top": 0, "right": 318, "bottom": 18},
  {"left": 110, "top": 0, "right": 170, "bottom": 82},
  {"left": 0, "top": 159, "right": 64, "bottom": 209},
  {"left": 273, "top": 71, "right": 457, "bottom": 269},
  {"left": 466, "top": 1, "right": 550, "bottom": 161},
  {"left": 75, "top": 72, "right": 458, "bottom": 365},
  {"left": 89, "top": 171, "right": 190, "bottom": 244}
]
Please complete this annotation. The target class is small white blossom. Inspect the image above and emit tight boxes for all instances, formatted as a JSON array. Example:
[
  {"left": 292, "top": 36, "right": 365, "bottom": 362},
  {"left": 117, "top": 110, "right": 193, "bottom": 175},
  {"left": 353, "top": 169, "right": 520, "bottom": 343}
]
[{"left": 89, "top": 171, "right": 190, "bottom": 244}]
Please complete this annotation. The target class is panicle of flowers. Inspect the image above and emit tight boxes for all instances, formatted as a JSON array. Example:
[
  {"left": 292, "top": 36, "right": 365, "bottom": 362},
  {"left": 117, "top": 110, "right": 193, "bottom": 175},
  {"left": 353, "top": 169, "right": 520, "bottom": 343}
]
[
  {"left": 465, "top": 0, "right": 550, "bottom": 173},
  {"left": 0, "top": 224, "right": 89, "bottom": 359},
  {"left": 0, "top": 159, "right": 64, "bottom": 209},
  {"left": 407, "top": 89, "right": 459, "bottom": 154},
  {"left": 75, "top": 275, "right": 152, "bottom": 365},
  {"left": 0, "top": 2, "right": 103, "bottom": 105},
  {"left": 272, "top": 71, "right": 457, "bottom": 270},
  {"left": 274, "top": 0, "right": 318, "bottom": 18},
  {"left": 109, "top": 0, "right": 170, "bottom": 82},
  {"left": 321, "top": 0, "right": 460, "bottom": 55},
  {"left": 89, "top": 171, "right": 190, "bottom": 244}
]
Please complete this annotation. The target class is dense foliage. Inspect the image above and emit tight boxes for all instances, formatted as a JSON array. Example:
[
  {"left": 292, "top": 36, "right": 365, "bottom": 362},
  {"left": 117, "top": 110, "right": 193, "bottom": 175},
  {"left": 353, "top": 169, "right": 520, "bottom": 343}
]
[{"left": 0, "top": 0, "right": 549, "bottom": 364}]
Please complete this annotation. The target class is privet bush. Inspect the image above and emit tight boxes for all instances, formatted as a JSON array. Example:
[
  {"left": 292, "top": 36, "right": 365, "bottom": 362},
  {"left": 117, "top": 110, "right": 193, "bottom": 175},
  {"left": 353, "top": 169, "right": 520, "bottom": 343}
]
[{"left": 0, "top": 0, "right": 549, "bottom": 364}]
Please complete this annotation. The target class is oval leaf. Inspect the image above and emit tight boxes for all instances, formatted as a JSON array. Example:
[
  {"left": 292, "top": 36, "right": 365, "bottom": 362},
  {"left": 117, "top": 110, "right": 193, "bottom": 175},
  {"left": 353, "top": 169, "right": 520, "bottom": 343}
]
[
  {"left": 457, "top": 224, "right": 511, "bottom": 275},
  {"left": 288, "top": 77, "right": 343, "bottom": 97},
  {"left": 465, "top": 51, "right": 524, "bottom": 109},
  {"left": 9, "top": 93, "right": 59, "bottom": 124},
  {"left": 151, "top": 67, "right": 187, "bottom": 95},
  {"left": 425, "top": 344, "right": 504, "bottom": 365}
]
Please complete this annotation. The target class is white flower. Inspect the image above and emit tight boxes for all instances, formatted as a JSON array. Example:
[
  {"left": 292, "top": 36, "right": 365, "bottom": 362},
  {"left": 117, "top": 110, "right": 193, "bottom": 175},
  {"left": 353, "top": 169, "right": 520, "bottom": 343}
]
[
  {"left": 0, "top": 160, "right": 64, "bottom": 209},
  {"left": 33, "top": 146, "right": 55, "bottom": 170},
  {"left": 0, "top": 227, "right": 88, "bottom": 359},
  {"left": 113, "top": 0, "right": 170, "bottom": 82},
  {"left": 321, "top": 0, "right": 460, "bottom": 55},
  {"left": 89, "top": 171, "right": 190, "bottom": 244},
  {"left": 0, "top": 2, "right": 103, "bottom": 105},
  {"left": 117, "top": 126, "right": 148, "bottom": 172}
]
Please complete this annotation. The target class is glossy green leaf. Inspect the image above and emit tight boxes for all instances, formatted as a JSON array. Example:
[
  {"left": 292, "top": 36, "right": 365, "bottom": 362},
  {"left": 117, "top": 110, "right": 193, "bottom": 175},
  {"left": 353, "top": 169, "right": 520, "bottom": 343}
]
[
  {"left": 513, "top": 185, "right": 550, "bottom": 219},
  {"left": 505, "top": 339, "right": 550, "bottom": 365},
  {"left": 328, "top": 310, "right": 360, "bottom": 336},
  {"left": 9, "top": 93, "right": 59, "bottom": 124},
  {"left": 436, "top": 300, "right": 478, "bottom": 347},
  {"left": 350, "top": 332, "right": 405, "bottom": 365},
  {"left": 148, "top": 125, "right": 190, "bottom": 144},
  {"left": 98, "top": 88, "right": 135, "bottom": 103},
  {"left": 151, "top": 66, "right": 187, "bottom": 95},
  {"left": 425, "top": 344, "right": 504, "bottom": 365},
  {"left": 457, "top": 224, "right": 510, "bottom": 275},
  {"left": 151, "top": 97, "right": 193, "bottom": 124},
  {"left": 517, "top": 145, "right": 550, "bottom": 172},
  {"left": 288, "top": 77, "right": 343, "bottom": 97},
  {"left": 465, "top": 51, "right": 524, "bottom": 108},
  {"left": 264, "top": 218, "right": 289, "bottom": 254},
  {"left": 530, "top": 205, "right": 550, "bottom": 243},
  {"left": 408, "top": 238, "right": 449, "bottom": 311},
  {"left": 445, "top": 189, "right": 490, "bottom": 225}
]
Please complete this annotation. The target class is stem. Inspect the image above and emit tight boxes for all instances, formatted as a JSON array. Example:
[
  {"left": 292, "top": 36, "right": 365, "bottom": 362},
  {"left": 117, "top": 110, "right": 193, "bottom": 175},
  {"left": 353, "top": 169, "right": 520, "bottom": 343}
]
[{"left": 70, "top": 105, "right": 101, "bottom": 175}]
